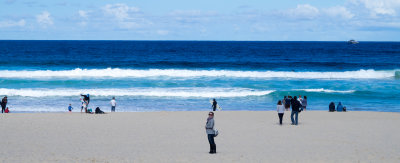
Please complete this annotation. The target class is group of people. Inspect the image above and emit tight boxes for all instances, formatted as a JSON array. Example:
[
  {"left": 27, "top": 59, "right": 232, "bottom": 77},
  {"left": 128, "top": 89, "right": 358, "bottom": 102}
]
[
  {"left": 329, "top": 102, "right": 347, "bottom": 112},
  {"left": 70, "top": 94, "right": 116, "bottom": 113},
  {"left": 277, "top": 95, "right": 307, "bottom": 125}
]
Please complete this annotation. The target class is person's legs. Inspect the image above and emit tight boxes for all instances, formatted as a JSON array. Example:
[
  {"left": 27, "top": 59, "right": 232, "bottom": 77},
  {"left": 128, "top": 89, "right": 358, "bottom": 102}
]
[
  {"left": 295, "top": 111, "right": 299, "bottom": 125},
  {"left": 207, "top": 134, "right": 214, "bottom": 153},
  {"left": 111, "top": 106, "right": 115, "bottom": 112},
  {"left": 291, "top": 111, "right": 295, "bottom": 124},
  {"left": 278, "top": 113, "right": 283, "bottom": 125},
  {"left": 1, "top": 105, "right": 5, "bottom": 113},
  {"left": 210, "top": 134, "right": 216, "bottom": 153}
]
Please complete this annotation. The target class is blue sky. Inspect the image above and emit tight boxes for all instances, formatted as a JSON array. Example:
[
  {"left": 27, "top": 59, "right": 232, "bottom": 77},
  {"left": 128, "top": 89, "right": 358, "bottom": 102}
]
[{"left": 1, "top": 0, "right": 400, "bottom": 40}]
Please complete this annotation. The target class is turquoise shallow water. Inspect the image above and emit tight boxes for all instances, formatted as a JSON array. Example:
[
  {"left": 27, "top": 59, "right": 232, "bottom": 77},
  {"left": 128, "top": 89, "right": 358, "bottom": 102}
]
[{"left": 0, "top": 41, "right": 399, "bottom": 112}]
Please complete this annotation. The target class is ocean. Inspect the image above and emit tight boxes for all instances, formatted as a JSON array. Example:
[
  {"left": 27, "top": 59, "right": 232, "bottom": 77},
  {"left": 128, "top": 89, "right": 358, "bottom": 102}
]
[{"left": 0, "top": 41, "right": 399, "bottom": 112}]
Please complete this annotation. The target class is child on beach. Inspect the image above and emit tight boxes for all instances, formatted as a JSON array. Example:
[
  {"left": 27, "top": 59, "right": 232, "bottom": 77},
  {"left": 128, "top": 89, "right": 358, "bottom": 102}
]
[
  {"left": 68, "top": 104, "right": 73, "bottom": 112},
  {"left": 5, "top": 107, "right": 9, "bottom": 113}
]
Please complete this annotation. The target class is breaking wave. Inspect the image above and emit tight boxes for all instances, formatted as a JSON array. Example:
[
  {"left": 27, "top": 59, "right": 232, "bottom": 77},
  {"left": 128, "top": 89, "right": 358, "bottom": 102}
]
[
  {"left": 0, "top": 68, "right": 397, "bottom": 79},
  {"left": 0, "top": 88, "right": 274, "bottom": 98}
]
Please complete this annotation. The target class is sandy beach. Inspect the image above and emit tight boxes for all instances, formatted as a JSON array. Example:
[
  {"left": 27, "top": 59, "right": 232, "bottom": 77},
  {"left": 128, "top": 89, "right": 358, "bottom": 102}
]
[{"left": 0, "top": 111, "right": 399, "bottom": 162}]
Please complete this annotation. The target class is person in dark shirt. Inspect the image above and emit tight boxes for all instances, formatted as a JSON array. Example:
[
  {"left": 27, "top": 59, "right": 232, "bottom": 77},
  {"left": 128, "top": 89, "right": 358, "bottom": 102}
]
[
  {"left": 290, "top": 96, "right": 302, "bottom": 125},
  {"left": 329, "top": 102, "right": 336, "bottom": 112},
  {"left": 1, "top": 96, "right": 8, "bottom": 113},
  {"left": 211, "top": 99, "right": 217, "bottom": 111}
]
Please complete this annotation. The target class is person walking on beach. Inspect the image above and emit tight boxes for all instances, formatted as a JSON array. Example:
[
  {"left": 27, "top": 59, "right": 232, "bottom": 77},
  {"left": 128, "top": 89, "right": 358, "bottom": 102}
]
[
  {"left": 205, "top": 112, "right": 216, "bottom": 154},
  {"left": 290, "top": 96, "right": 302, "bottom": 125},
  {"left": 277, "top": 100, "right": 285, "bottom": 125},
  {"left": 211, "top": 99, "right": 217, "bottom": 111},
  {"left": 284, "top": 96, "right": 291, "bottom": 111},
  {"left": 1, "top": 96, "right": 7, "bottom": 113},
  {"left": 110, "top": 97, "right": 116, "bottom": 112}
]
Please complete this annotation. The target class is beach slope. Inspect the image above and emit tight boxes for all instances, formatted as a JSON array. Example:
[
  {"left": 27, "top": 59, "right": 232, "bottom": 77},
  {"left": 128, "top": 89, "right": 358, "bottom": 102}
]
[{"left": 0, "top": 111, "right": 399, "bottom": 162}]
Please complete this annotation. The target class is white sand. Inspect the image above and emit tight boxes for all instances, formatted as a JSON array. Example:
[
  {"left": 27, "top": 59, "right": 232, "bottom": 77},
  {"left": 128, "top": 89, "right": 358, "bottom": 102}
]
[{"left": 0, "top": 111, "right": 399, "bottom": 162}]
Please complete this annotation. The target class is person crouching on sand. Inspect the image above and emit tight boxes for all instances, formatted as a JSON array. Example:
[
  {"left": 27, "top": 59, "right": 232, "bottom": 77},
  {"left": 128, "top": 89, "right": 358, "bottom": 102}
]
[
  {"left": 205, "top": 112, "right": 216, "bottom": 154},
  {"left": 277, "top": 100, "right": 285, "bottom": 125},
  {"left": 68, "top": 104, "right": 73, "bottom": 112}
]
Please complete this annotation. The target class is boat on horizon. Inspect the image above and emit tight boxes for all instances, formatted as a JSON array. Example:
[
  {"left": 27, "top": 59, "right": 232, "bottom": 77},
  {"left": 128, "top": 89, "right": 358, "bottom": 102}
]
[{"left": 348, "top": 39, "right": 359, "bottom": 44}]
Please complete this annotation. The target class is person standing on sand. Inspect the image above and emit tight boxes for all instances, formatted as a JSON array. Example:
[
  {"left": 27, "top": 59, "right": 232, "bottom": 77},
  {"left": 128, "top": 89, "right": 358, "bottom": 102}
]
[
  {"left": 1, "top": 96, "right": 7, "bottom": 113},
  {"left": 80, "top": 97, "right": 84, "bottom": 112},
  {"left": 110, "top": 97, "right": 116, "bottom": 112},
  {"left": 211, "top": 99, "right": 217, "bottom": 111},
  {"left": 291, "top": 96, "right": 302, "bottom": 125},
  {"left": 284, "top": 96, "right": 291, "bottom": 111},
  {"left": 277, "top": 100, "right": 285, "bottom": 125},
  {"left": 205, "top": 112, "right": 216, "bottom": 154},
  {"left": 302, "top": 96, "right": 308, "bottom": 111}
]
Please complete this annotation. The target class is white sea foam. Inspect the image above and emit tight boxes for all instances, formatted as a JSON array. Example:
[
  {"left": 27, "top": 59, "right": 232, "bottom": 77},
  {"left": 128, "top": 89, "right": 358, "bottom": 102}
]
[
  {"left": 294, "top": 88, "right": 356, "bottom": 93},
  {"left": 0, "top": 68, "right": 397, "bottom": 79},
  {"left": 0, "top": 88, "right": 274, "bottom": 98}
]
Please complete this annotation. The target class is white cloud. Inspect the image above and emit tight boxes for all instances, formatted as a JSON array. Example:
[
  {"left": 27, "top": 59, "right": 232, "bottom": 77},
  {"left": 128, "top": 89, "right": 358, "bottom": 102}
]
[
  {"left": 168, "top": 10, "right": 218, "bottom": 24},
  {"left": 0, "top": 19, "right": 25, "bottom": 28},
  {"left": 103, "top": 3, "right": 140, "bottom": 21},
  {"left": 351, "top": 0, "right": 400, "bottom": 16},
  {"left": 78, "top": 10, "right": 88, "bottom": 19},
  {"left": 36, "top": 11, "right": 53, "bottom": 26},
  {"left": 324, "top": 6, "right": 354, "bottom": 19},
  {"left": 156, "top": 30, "right": 169, "bottom": 35},
  {"left": 101, "top": 3, "right": 148, "bottom": 29},
  {"left": 287, "top": 4, "right": 319, "bottom": 19}
]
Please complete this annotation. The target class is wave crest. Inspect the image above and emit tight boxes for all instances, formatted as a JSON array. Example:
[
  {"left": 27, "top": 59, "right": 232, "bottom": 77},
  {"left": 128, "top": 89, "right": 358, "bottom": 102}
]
[
  {"left": 0, "top": 68, "right": 397, "bottom": 79},
  {"left": 0, "top": 88, "right": 274, "bottom": 98},
  {"left": 293, "top": 88, "right": 355, "bottom": 93}
]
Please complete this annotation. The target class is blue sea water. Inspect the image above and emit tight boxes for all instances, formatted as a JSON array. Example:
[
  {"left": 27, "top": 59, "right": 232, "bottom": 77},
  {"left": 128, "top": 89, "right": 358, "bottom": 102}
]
[{"left": 0, "top": 40, "right": 399, "bottom": 112}]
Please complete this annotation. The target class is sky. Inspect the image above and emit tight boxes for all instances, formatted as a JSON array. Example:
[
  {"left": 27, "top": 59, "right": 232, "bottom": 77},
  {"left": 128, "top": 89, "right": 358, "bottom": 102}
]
[{"left": 0, "top": 0, "right": 400, "bottom": 41}]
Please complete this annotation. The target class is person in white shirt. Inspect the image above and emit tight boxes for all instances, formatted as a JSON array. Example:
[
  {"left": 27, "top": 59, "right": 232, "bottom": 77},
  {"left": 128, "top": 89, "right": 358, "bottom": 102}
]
[
  {"left": 277, "top": 100, "right": 285, "bottom": 125},
  {"left": 110, "top": 97, "right": 116, "bottom": 112}
]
